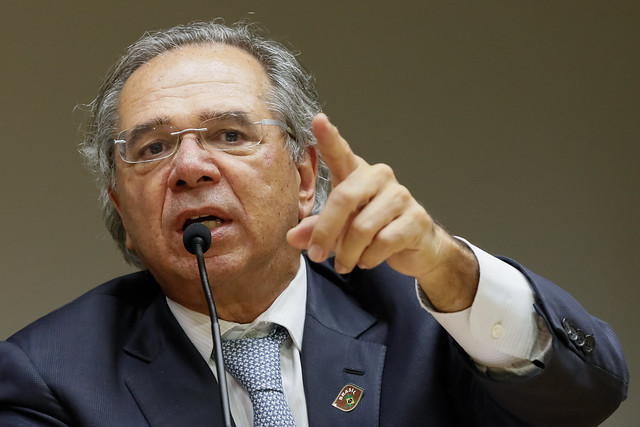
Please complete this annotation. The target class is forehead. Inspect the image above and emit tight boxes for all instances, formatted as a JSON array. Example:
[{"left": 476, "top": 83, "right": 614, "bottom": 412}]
[{"left": 117, "top": 43, "right": 272, "bottom": 130}]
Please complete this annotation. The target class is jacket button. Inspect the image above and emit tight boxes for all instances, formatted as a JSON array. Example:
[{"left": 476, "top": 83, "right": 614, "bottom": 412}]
[
  {"left": 562, "top": 318, "right": 579, "bottom": 341},
  {"left": 583, "top": 335, "right": 596, "bottom": 353}
]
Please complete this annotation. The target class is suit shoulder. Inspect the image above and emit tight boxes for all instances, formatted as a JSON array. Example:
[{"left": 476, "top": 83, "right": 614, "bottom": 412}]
[{"left": 7, "top": 270, "right": 160, "bottom": 346}]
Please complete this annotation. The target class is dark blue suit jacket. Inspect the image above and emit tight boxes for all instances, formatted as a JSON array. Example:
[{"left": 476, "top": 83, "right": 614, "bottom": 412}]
[{"left": 0, "top": 257, "right": 629, "bottom": 426}]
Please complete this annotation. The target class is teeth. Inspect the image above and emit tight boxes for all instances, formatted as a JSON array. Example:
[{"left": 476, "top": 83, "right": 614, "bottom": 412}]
[
  {"left": 184, "top": 215, "right": 224, "bottom": 231},
  {"left": 202, "top": 219, "right": 223, "bottom": 229}
]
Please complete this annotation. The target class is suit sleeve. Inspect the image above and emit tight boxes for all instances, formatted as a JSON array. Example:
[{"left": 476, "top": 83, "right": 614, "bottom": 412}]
[
  {"left": 0, "top": 340, "right": 69, "bottom": 426},
  {"left": 450, "top": 257, "right": 629, "bottom": 426},
  {"left": 424, "top": 240, "right": 551, "bottom": 369}
]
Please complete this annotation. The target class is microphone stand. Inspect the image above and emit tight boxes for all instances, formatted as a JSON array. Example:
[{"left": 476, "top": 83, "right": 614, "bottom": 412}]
[{"left": 193, "top": 236, "right": 232, "bottom": 427}]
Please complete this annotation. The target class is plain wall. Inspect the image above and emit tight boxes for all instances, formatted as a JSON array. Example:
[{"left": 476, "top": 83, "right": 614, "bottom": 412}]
[{"left": 1, "top": 1, "right": 637, "bottom": 425}]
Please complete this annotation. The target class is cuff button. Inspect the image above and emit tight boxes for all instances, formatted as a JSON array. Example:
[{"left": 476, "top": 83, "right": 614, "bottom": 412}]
[{"left": 491, "top": 323, "right": 505, "bottom": 339}]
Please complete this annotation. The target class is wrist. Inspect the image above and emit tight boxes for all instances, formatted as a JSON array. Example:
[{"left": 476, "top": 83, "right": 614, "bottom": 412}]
[{"left": 417, "top": 235, "right": 479, "bottom": 313}]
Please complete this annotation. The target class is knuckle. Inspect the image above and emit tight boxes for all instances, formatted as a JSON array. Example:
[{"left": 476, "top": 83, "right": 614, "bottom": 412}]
[
  {"left": 329, "top": 187, "right": 356, "bottom": 209},
  {"left": 414, "top": 207, "right": 434, "bottom": 231},
  {"left": 372, "top": 163, "right": 395, "bottom": 179},
  {"left": 349, "top": 220, "right": 371, "bottom": 240},
  {"left": 375, "top": 230, "right": 395, "bottom": 248},
  {"left": 394, "top": 185, "right": 412, "bottom": 203}
]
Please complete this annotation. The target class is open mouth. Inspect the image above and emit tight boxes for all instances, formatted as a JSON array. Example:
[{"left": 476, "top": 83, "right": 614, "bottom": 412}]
[{"left": 182, "top": 215, "right": 224, "bottom": 231}]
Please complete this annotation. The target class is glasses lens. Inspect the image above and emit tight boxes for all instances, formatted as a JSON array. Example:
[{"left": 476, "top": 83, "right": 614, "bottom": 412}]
[
  {"left": 120, "top": 125, "right": 178, "bottom": 163},
  {"left": 115, "top": 114, "right": 275, "bottom": 163},
  {"left": 199, "top": 115, "right": 263, "bottom": 154}
]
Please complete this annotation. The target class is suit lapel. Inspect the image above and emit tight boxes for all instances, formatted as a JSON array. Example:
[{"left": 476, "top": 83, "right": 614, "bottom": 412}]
[
  {"left": 302, "top": 259, "right": 387, "bottom": 427},
  {"left": 118, "top": 262, "right": 388, "bottom": 426},
  {"left": 122, "top": 288, "right": 226, "bottom": 426}
]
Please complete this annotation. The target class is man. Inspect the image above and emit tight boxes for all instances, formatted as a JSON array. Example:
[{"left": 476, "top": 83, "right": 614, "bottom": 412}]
[{"left": 0, "top": 21, "right": 628, "bottom": 426}]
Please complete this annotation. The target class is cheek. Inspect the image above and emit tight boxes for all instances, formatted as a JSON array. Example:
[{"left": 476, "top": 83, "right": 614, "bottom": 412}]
[
  {"left": 265, "top": 153, "right": 298, "bottom": 199},
  {"left": 240, "top": 152, "right": 299, "bottom": 218},
  {"left": 262, "top": 150, "right": 276, "bottom": 167},
  {"left": 116, "top": 172, "right": 166, "bottom": 232}
]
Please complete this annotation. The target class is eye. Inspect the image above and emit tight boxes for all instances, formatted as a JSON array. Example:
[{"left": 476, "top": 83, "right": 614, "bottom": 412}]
[
  {"left": 204, "top": 127, "right": 252, "bottom": 146},
  {"left": 223, "top": 130, "right": 241, "bottom": 143},
  {"left": 135, "top": 138, "right": 173, "bottom": 161},
  {"left": 199, "top": 116, "right": 263, "bottom": 154},
  {"left": 147, "top": 142, "right": 166, "bottom": 155}
]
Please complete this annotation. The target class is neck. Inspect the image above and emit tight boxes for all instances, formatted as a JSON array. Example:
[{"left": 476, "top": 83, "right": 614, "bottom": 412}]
[{"left": 159, "top": 251, "right": 301, "bottom": 323}]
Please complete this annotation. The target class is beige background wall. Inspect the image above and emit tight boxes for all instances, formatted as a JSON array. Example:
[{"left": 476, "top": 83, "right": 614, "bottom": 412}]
[{"left": 1, "top": 1, "right": 637, "bottom": 425}]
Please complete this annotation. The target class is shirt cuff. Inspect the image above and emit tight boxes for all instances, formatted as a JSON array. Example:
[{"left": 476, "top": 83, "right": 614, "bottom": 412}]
[{"left": 418, "top": 238, "right": 551, "bottom": 369}]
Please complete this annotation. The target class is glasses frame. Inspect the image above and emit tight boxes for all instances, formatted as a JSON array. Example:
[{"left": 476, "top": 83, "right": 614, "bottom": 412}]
[{"left": 113, "top": 118, "right": 294, "bottom": 164}]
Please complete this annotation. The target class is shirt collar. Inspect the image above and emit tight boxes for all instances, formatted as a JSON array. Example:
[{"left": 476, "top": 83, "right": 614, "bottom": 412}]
[{"left": 166, "top": 255, "right": 307, "bottom": 361}]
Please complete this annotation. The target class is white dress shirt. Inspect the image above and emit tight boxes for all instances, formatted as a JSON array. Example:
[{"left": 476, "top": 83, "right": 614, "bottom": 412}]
[
  {"left": 167, "top": 256, "right": 310, "bottom": 427},
  {"left": 421, "top": 239, "right": 552, "bottom": 376},
  {"left": 168, "top": 243, "right": 552, "bottom": 426}
]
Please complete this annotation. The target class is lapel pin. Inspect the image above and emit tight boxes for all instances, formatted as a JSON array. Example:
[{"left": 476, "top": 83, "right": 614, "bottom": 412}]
[{"left": 331, "top": 383, "right": 364, "bottom": 412}]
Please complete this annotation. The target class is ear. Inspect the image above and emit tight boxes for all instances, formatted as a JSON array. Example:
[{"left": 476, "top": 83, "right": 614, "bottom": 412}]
[
  {"left": 296, "top": 146, "right": 318, "bottom": 219},
  {"left": 108, "top": 186, "right": 135, "bottom": 251}
]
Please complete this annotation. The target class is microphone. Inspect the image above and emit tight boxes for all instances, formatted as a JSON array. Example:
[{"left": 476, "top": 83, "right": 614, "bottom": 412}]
[
  {"left": 183, "top": 223, "right": 232, "bottom": 427},
  {"left": 183, "top": 222, "right": 212, "bottom": 254}
]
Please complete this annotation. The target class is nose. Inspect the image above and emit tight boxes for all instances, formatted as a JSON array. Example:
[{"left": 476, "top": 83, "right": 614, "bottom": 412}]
[{"left": 168, "top": 133, "right": 221, "bottom": 190}]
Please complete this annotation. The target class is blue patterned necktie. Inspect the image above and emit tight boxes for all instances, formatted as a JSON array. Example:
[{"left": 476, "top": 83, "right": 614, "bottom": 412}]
[{"left": 221, "top": 325, "right": 296, "bottom": 427}]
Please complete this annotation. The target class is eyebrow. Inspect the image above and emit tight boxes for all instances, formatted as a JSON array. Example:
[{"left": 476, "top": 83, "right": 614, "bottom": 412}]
[
  {"left": 198, "top": 110, "right": 254, "bottom": 125},
  {"left": 123, "top": 110, "right": 257, "bottom": 139},
  {"left": 125, "top": 116, "right": 172, "bottom": 141}
]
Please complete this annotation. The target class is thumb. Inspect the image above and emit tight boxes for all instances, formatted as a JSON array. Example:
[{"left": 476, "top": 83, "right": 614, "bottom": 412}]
[{"left": 286, "top": 215, "right": 319, "bottom": 250}]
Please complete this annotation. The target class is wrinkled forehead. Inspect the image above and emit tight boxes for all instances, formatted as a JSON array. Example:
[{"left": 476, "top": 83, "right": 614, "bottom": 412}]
[{"left": 117, "top": 43, "right": 273, "bottom": 131}]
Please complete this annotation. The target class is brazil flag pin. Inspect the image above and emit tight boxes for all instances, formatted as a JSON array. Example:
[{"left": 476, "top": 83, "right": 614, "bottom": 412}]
[{"left": 331, "top": 383, "right": 364, "bottom": 412}]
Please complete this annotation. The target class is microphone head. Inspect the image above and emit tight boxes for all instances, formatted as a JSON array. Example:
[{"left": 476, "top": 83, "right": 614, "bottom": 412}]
[{"left": 183, "top": 222, "right": 212, "bottom": 254}]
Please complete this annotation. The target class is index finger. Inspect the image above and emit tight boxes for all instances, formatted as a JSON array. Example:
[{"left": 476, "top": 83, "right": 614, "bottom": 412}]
[{"left": 312, "top": 113, "right": 363, "bottom": 184}]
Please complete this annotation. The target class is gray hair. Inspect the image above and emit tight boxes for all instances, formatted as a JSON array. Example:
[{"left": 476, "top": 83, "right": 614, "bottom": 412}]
[{"left": 79, "top": 20, "right": 331, "bottom": 267}]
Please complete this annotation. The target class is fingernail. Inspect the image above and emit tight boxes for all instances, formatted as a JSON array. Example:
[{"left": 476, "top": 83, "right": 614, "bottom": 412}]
[
  {"left": 308, "top": 245, "right": 324, "bottom": 262},
  {"left": 357, "top": 261, "right": 369, "bottom": 270},
  {"left": 334, "top": 262, "right": 348, "bottom": 275}
]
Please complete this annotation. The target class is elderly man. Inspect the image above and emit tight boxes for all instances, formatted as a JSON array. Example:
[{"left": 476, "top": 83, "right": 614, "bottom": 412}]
[{"left": 0, "top": 21, "right": 628, "bottom": 426}]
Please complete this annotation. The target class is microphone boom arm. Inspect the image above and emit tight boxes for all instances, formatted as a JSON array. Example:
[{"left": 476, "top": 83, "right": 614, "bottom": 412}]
[{"left": 188, "top": 229, "right": 232, "bottom": 427}]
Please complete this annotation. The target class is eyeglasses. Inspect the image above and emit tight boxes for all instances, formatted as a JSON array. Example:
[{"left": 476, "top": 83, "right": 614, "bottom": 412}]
[{"left": 113, "top": 113, "right": 293, "bottom": 164}]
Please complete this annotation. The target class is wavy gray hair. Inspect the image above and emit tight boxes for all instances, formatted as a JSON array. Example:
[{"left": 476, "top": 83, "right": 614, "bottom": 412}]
[{"left": 79, "top": 20, "right": 330, "bottom": 267}]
